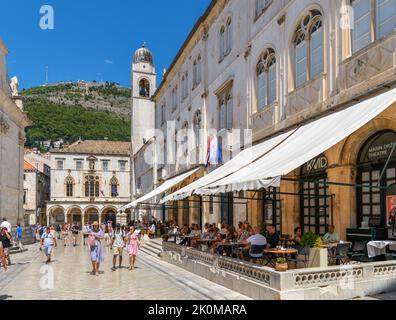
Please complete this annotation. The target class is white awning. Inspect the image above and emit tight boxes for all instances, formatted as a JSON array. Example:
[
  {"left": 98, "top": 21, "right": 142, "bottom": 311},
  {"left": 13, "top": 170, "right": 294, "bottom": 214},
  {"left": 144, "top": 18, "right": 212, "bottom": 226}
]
[
  {"left": 125, "top": 168, "right": 200, "bottom": 209},
  {"left": 160, "top": 130, "right": 296, "bottom": 203},
  {"left": 197, "top": 88, "right": 396, "bottom": 195}
]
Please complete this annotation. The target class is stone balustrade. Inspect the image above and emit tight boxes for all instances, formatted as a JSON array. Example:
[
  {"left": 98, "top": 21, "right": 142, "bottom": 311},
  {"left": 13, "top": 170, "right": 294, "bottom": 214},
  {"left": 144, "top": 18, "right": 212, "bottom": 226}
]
[{"left": 161, "top": 241, "right": 396, "bottom": 300}]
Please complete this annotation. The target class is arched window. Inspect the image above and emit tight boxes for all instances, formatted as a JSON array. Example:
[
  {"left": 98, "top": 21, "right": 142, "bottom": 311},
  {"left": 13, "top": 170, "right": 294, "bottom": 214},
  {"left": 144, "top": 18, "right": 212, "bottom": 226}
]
[
  {"left": 193, "top": 56, "right": 202, "bottom": 88},
  {"left": 85, "top": 176, "right": 100, "bottom": 198},
  {"left": 139, "top": 79, "right": 150, "bottom": 98},
  {"left": 193, "top": 110, "right": 202, "bottom": 164},
  {"left": 293, "top": 10, "right": 324, "bottom": 88},
  {"left": 225, "top": 17, "right": 232, "bottom": 56},
  {"left": 257, "top": 48, "right": 277, "bottom": 110},
  {"left": 197, "top": 55, "right": 202, "bottom": 84},
  {"left": 110, "top": 176, "right": 119, "bottom": 198},
  {"left": 351, "top": 0, "right": 396, "bottom": 54},
  {"left": 65, "top": 175, "right": 74, "bottom": 197},
  {"left": 220, "top": 25, "right": 226, "bottom": 59}
]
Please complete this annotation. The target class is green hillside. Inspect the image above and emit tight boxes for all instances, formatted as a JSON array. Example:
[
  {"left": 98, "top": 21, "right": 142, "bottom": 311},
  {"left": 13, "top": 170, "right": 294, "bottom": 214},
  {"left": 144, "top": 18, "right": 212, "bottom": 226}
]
[{"left": 22, "top": 82, "right": 131, "bottom": 150}]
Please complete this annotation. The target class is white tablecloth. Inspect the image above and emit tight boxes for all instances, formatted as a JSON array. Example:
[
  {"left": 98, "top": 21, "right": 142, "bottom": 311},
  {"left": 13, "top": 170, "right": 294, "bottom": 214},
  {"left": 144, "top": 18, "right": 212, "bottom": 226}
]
[{"left": 367, "top": 241, "right": 396, "bottom": 258}]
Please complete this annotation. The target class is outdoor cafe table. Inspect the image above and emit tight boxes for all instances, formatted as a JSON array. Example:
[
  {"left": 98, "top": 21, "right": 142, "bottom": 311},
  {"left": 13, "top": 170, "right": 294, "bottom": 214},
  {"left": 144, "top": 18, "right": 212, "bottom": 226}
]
[
  {"left": 197, "top": 239, "right": 218, "bottom": 251},
  {"left": 219, "top": 242, "right": 246, "bottom": 257},
  {"left": 320, "top": 241, "right": 352, "bottom": 249},
  {"left": 180, "top": 235, "right": 196, "bottom": 247},
  {"left": 367, "top": 241, "right": 396, "bottom": 258},
  {"left": 168, "top": 232, "right": 181, "bottom": 243},
  {"left": 263, "top": 248, "right": 298, "bottom": 266}
]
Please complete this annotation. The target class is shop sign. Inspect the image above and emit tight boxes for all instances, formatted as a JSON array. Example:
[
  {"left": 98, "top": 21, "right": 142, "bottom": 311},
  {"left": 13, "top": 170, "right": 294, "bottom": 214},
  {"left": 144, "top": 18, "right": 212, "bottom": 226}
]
[
  {"left": 360, "top": 132, "right": 396, "bottom": 163},
  {"left": 302, "top": 154, "right": 328, "bottom": 175}
]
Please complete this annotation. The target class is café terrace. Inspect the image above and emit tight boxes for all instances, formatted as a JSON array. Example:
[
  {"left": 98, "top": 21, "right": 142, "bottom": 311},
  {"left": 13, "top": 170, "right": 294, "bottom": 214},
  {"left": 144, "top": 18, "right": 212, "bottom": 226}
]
[{"left": 125, "top": 88, "right": 396, "bottom": 300}]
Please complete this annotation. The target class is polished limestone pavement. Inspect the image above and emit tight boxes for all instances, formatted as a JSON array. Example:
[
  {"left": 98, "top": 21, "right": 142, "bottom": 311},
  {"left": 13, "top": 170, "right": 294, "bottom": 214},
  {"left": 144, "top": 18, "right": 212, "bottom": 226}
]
[{"left": 0, "top": 240, "right": 250, "bottom": 300}]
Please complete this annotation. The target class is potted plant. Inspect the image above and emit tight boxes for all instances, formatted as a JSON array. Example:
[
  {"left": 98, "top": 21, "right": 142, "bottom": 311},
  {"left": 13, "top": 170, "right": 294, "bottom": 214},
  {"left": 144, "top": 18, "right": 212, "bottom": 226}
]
[
  {"left": 275, "top": 257, "right": 288, "bottom": 272},
  {"left": 300, "top": 231, "right": 327, "bottom": 268}
]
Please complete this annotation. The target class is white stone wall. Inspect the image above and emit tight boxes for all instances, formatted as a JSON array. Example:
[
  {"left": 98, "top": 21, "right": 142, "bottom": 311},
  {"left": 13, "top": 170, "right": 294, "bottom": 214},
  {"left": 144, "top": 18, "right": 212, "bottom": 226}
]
[{"left": 23, "top": 171, "right": 36, "bottom": 212}]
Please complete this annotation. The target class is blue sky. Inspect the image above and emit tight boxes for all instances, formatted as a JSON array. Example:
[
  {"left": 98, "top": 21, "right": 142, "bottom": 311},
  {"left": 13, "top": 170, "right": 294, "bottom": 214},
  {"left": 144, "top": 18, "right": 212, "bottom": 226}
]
[{"left": 0, "top": 0, "right": 211, "bottom": 89}]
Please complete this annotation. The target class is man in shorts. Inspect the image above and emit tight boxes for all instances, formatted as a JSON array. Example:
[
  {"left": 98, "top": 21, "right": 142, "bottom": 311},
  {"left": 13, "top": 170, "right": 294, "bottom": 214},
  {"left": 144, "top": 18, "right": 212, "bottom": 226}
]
[
  {"left": 41, "top": 227, "right": 57, "bottom": 264},
  {"left": 111, "top": 223, "right": 125, "bottom": 271}
]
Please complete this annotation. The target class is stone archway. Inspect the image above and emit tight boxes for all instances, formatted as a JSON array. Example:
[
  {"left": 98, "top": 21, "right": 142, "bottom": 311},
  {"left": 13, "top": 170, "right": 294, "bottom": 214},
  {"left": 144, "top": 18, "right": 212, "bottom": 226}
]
[
  {"left": 84, "top": 206, "right": 100, "bottom": 225},
  {"left": 101, "top": 207, "right": 117, "bottom": 228},
  {"left": 67, "top": 207, "right": 83, "bottom": 228},
  {"left": 48, "top": 206, "right": 65, "bottom": 227}
]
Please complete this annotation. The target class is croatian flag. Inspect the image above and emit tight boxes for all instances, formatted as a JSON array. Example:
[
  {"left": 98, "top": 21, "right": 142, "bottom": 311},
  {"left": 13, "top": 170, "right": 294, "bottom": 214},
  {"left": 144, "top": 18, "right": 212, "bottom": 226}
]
[{"left": 206, "top": 135, "right": 223, "bottom": 167}]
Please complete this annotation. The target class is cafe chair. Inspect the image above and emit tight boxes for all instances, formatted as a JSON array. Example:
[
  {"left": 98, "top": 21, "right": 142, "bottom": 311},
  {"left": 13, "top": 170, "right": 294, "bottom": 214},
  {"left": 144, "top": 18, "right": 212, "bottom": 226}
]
[
  {"left": 329, "top": 243, "right": 351, "bottom": 265},
  {"left": 249, "top": 245, "right": 266, "bottom": 264},
  {"left": 348, "top": 241, "right": 367, "bottom": 262}
]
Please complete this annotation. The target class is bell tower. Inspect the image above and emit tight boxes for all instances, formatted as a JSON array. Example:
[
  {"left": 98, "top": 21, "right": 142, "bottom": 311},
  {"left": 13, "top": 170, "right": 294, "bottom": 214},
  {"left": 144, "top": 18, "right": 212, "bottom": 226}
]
[{"left": 131, "top": 44, "right": 157, "bottom": 156}]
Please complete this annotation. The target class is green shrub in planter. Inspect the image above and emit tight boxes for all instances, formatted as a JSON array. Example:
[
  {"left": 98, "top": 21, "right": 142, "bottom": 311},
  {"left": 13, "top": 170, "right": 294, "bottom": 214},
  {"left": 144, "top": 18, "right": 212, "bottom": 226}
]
[{"left": 300, "top": 231, "right": 321, "bottom": 248}]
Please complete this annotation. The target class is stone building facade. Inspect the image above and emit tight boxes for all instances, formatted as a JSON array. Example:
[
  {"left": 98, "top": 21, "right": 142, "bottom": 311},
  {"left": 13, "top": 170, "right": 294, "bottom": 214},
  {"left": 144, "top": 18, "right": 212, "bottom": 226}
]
[
  {"left": 0, "top": 38, "right": 31, "bottom": 227},
  {"left": 23, "top": 155, "right": 50, "bottom": 225},
  {"left": 46, "top": 140, "right": 131, "bottom": 227},
  {"left": 131, "top": 0, "right": 396, "bottom": 238}
]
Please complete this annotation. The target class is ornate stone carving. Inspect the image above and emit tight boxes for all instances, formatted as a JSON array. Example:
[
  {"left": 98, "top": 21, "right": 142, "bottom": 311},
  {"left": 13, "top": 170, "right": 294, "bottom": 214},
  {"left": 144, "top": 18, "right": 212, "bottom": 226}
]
[
  {"left": 9, "top": 76, "right": 19, "bottom": 97},
  {"left": 0, "top": 115, "right": 10, "bottom": 134}
]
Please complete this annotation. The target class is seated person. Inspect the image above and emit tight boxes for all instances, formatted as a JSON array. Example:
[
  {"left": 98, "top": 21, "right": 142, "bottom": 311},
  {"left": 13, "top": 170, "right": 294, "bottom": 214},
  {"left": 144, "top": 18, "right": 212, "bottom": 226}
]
[
  {"left": 209, "top": 228, "right": 223, "bottom": 253},
  {"left": 323, "top": 225, "right": 340, "bottom": 244},
  {"left": 291, "top": 227, "right": 302, "bottom": 245},
  {"left": 216, "top": 226, "right": 237, "bottom": 256},
  {"left": 238, "top": 221, "right": 251, "bottom": 242},
  {"left": 219, "top": 222, "right": 228, "bottom": 239},
  {"left": 190, "top": 224, "right": 202, "bottom": 247},
  {"left": 266, "top": 224, "right": 280, "bottom": 249},
  {"left": 241, "top": 226, "right": 267, "bottom": 260},
  {"left": 202, "top": 223, "right": 211, "bottom": 239},
  {"left": 178, "top": 224, "right": 191, "bottom": 246}
]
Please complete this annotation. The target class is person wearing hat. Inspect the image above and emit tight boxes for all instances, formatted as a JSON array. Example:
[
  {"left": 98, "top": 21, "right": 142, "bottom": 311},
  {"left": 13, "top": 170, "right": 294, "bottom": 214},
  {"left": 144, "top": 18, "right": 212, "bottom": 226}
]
[
  {"left": 111, "top": 223, "right": 125, "bottom": 271},
  {"left": 83, "top": 221, "right": 104, "bottom": 276}
]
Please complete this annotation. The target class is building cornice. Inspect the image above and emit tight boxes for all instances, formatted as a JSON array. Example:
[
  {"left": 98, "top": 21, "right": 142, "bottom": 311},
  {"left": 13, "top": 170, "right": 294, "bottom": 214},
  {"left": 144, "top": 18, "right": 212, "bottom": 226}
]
[{"left": 152, "top": 0, "right": 229, "bottom": 101}]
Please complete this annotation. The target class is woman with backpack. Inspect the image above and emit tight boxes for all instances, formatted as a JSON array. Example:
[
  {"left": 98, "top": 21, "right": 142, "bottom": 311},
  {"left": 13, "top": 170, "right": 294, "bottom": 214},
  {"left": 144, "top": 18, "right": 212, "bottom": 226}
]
[
  {"left": 84, "top": 222, "right": 104, "bottom": 276},
  {"left": 126, "top": 226, "right": 140, "bottom": 271}
]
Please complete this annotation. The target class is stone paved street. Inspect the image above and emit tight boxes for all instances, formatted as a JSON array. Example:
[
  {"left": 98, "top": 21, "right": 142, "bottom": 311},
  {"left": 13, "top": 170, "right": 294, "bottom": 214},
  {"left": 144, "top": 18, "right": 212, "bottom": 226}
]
[{"left": 0, "top": 239, "right": 250, "bottom": 300}]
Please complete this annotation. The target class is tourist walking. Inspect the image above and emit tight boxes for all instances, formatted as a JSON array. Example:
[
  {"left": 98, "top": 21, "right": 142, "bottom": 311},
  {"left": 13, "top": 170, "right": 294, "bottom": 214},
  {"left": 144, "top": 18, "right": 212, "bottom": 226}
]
[
  {"left": 71, "top": 223, "right": 79, "bottom": 247},
  {"left": 126, "top": 227, "right": 140, "bottom": 271},
  {"left": 84, "top": 222, "right": 104, "bottom": 276},
  {"left": 0, "top": 241, "right": 7, "bottom": 272},
  {"left": 0, "top": 218, "right": 12, "bottom": 233},
  {"left": 40, "top": 227, "right": 57, "bottom": 264},
  {"left": 111, "top": 223, "right": 125, "bottom": 271},
  {"left": 82, "top": 222, "right": 89, "bottom": 246},
  {"left": 14, "top": 223, "right": 24, "bottom": 251},
  {"left": 0, "top": 227, "right": 12, "bottom": 266},
  {"left": 62, "top": 224, "right": 70, "bottom": 247}
]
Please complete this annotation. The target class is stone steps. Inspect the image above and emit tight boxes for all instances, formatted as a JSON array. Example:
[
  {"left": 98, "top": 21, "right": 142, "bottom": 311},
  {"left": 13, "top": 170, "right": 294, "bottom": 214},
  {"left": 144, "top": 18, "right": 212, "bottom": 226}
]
[{"left": 140, "top": 238, "right": 163, "bottom": 258}]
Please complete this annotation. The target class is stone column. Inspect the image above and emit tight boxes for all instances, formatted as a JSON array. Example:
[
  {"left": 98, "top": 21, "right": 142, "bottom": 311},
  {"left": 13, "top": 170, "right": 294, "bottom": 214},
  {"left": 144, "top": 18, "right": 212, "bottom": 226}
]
[
  {"left": 326, "top": 165, "right": 357, "bottom": 240},
  {"left": 98, "top": 213, "right": 102, "bottom": 225},
  {"left": 46, "top": 213, "right": 50, "bottom": 227},
  {"left": 280, "top": 171, "right": 300, "bottom": 235},
  {"left": 81, "top": 213, "right": 85, "bottom": 228},
  {"left": 117, "top": 212, "right": 127, "bottom": 226}
]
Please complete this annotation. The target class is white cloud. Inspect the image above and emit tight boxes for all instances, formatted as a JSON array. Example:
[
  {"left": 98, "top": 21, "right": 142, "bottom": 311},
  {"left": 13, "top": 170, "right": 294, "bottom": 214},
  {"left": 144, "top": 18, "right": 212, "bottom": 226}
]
[{"left": 104, "top": 59, "right": 113, "bottom": 64}]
